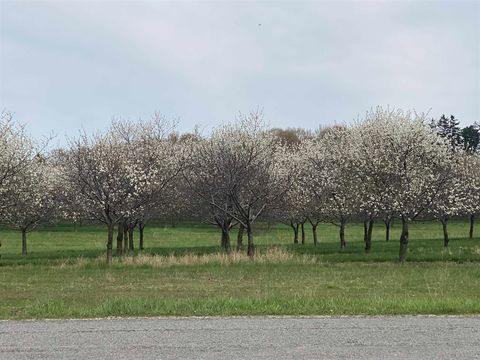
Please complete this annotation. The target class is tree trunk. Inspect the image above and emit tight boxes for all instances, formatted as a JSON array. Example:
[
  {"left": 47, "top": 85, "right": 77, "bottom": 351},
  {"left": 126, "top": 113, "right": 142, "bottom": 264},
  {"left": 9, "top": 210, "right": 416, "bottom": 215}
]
[
  {"left": 363, "top": 220, "right": 368, "bottom": 243},
  {"left": 123, "top": 222, "right": 128, "bottom": 254},
  {"left": 221, "top": 227, "right": 231, "bottom": 253},
  {"left": 220, "top": 229, "right": 225, "bottom": 249},
  {"left": 21, "top": 228, "right": 27, "bottom": 257},
  {"left": 246, "top": 224, "right": 254, "bottom": 257},
  {"left": 139, "top": 222, "right": 145, "bottom": 252},
  {"left": 384, "top": 217, "right": 391, "bottom": 242},
  {"left": 365, "top": 219, "right": 374, "bottom": 253},
  {"left": 220, "top": 225, "right": 225, "bottom": 248},
  {"left": 339, "top": 218, "right": 346, "bottom": 248},
  {"left": 107, "top": 223, "right": 114, "bottom": 265},
  {"left": 399, "top": 217, "right": 409, "bottom": 263},
  {"left": 116, "top": 224, "right": 123, "bottom": 256},
  {"left": 312, "top": 223, "right": 318, "bottom": 246},
  {"left": 301, "top": 222, "right": 306, "bottom": 245},
  {"left": 290, "top": 222, "right": 299, "bottom": 244},
  {"left": 470, "top": 214, "right": 475, "bottom": 239},
  {"left": 236, "top": 224, "right": 244, "bottom": 251},
  {"left": 128, "top": 226, "right": 134, "bottom": 253},
  {"left": 441, "top": 218, "right": 449, "bottom": 248}
]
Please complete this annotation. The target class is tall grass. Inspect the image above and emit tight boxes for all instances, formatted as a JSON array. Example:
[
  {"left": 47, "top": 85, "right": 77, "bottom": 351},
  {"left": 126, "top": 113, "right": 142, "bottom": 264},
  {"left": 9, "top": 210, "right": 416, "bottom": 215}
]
[{"left": 60, "top": 247, "right": 317, "bottom": 269}]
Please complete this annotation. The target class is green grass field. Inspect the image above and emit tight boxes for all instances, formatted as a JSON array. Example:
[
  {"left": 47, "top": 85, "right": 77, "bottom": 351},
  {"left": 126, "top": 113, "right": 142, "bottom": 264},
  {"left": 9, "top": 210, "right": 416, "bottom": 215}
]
[{"left": 0, "top": 219, "right": 479, "bottom": 319}]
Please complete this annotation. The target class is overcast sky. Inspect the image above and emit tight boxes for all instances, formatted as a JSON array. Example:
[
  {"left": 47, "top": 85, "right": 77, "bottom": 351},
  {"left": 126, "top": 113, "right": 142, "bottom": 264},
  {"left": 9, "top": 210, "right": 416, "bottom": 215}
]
[{"left": 1, "top": 0, "right": 479, "bottom": 140}]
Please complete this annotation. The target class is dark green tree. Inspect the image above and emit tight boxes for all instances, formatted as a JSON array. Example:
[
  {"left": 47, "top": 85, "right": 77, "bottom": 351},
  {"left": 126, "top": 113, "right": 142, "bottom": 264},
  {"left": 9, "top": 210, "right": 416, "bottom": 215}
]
[
  {"left": 430, "top": 114, "right": 462, "bottom": 150},
  {"left": 462, "top": 124, "right": 479, "bottom": 153}
]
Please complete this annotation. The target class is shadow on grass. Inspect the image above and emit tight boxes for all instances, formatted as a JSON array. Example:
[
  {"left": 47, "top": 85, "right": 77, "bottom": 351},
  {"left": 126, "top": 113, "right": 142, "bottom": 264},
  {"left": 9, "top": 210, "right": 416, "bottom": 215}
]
[{"left": 286, "top": 236, "right": 480, "bottom": 263}]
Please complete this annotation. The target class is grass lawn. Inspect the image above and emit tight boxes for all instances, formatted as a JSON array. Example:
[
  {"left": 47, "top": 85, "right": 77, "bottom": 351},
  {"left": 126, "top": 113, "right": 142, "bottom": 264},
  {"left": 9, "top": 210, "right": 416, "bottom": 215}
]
[{"left": 0, "top": 219, "right": 479, "bottom": 319}]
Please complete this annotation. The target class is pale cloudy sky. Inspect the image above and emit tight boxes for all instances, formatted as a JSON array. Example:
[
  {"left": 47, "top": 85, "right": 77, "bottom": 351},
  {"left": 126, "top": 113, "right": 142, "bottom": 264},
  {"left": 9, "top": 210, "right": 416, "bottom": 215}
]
[{"left": 0, "top": 0, "right": 479, "bottom": 140}]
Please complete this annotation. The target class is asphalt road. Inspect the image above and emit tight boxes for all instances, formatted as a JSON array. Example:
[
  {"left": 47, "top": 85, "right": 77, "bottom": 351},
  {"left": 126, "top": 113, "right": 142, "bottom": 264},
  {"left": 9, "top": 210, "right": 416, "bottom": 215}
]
[{"left": 1, "top": 316, "right": 479, "bottom": 359}]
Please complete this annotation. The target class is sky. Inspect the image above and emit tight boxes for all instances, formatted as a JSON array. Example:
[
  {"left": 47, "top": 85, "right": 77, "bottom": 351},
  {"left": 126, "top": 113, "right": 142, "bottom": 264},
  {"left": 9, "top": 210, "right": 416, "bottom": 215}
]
[{"left": 0, "top": 0, "right": 479, "bottom": 141}]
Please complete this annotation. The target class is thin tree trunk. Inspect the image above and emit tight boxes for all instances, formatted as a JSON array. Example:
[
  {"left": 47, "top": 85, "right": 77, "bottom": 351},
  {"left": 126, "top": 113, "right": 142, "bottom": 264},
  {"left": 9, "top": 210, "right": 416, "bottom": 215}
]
[
  {"left": 363, "top": 219, "right": 368, "bottom": 245},
  {"left": 123, "top": 222, "right": 128, "bottom": 254},
  {"left": 116, "top": 224, "right": 123, "bottom": 256},
  {"left": 339, "top": 218, "right": 346, "bottom": 248},
  {"left": 399, "top": 216, "right": 409, "bottom": 263},
  {"left": 21, "top": 228, "right": 27, "bottom": 257},
  {"left": 107, "top": 223, "right": 114, "bottom": 265},
  {"left": 384, "top": 217, "right": 391, "bottom": 242},
  {"left": 247, "top": 223, "right": 254, "bottom": 257},
  {"left": 139, "top": 223, "right": 145, "bottom": 252},
  {"left": 470, "top": 214, "right": 475, "bottom": 239},
  {"left": 301, "top": 221, "right": 306, "bottom": 245},
  {"left": 226, "top": 219, "right": 232, "bottom": 252},
  {"left": 365, "top": 219, "right": 374, "bottom": 253},
  {"left": 237, "top": 224, "right": 244, "bottom": 251},
  {"left": 290, "top": 222, "right": 299, "bottom": 244},
  {"left": 441, "top": 218, "right": 449, "bottom": 248},
  {"left": 128, "top": 226, "right": 134, "bottom": 253},
  {"left": 312, "top": 223, "right": 318, "bottom": 246}
]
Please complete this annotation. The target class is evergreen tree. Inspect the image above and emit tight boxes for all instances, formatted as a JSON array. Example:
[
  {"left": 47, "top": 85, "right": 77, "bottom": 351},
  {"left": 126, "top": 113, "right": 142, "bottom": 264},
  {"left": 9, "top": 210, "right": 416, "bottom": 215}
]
[
  {"left": 462, "top": 123, "right": 479, "bottom": 153},
  {"left": 431, "top": 114, "right": 462, "bottom": 150}
]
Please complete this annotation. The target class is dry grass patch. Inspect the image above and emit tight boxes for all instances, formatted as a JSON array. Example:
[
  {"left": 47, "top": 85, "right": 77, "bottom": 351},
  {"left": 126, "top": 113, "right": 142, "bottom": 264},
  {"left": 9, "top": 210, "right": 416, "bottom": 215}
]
[{"left": 63, "top": 247, "right": 318, "bottom": 268}]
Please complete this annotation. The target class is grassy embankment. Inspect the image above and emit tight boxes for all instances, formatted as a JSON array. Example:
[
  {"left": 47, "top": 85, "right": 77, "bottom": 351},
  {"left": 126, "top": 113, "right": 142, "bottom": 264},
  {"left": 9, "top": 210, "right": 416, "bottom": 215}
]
[{"left": 0, "top": 220, "right": 479, "bottom": 319}]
